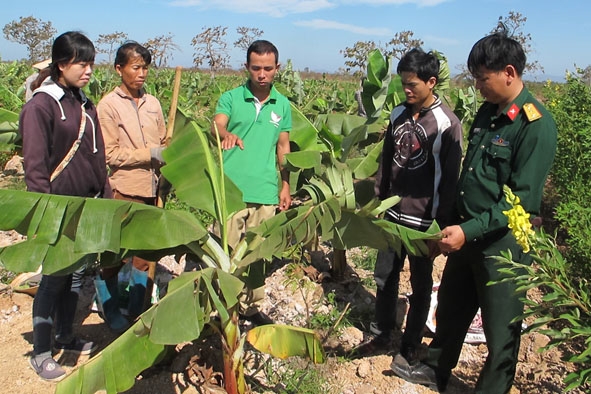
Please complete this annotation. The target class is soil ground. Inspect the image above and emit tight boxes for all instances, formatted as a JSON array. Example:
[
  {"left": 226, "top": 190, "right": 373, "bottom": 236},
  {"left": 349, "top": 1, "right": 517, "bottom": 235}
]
[
  {"left": 0, "top": 240, "right": 583, "bottom": 394},
  {"left": 0, "top": 173, "right": 585, "bottom": 394}
]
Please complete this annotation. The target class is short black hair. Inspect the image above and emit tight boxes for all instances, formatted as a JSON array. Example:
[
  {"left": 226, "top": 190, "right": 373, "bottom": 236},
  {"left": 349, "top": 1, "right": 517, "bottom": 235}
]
[
  {"left": 397, "top": 48, "right": 440, "bottom": 83},
  {"left": 467, "top": 29, "right": 526, "bottom": 76},
  {"left": 114, "top": 41, "right": 152, "bottom": 68},
  {"left": 246, "top": 40, "right": 278, "bottom": 65}
]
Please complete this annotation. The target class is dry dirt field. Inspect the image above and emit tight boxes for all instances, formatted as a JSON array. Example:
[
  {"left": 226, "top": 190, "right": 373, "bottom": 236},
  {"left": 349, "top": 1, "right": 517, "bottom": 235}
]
[{"left": 0, "top": 239, "right": 583, "bottom": 394}]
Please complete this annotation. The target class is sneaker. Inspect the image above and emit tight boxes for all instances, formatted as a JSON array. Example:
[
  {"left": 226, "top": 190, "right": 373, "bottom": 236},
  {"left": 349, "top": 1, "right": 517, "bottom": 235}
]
[
  {"left": 54, "top": 338, "right": 97, "bottom": 355},
  {"left": 391, "top": 354, "right": 440, "bottom": 391},
  {"left": 29, "top": 356, "right": 66, "bottom": 382}
]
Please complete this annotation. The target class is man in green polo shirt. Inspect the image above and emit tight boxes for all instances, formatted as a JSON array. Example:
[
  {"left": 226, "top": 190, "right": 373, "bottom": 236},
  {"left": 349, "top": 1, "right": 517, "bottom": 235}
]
[
  {"left": 211, "top": 40, "right": 291, "bottom": 325},
  {"left": 392, "top": 28, "right": 557, "bottom": 393}
]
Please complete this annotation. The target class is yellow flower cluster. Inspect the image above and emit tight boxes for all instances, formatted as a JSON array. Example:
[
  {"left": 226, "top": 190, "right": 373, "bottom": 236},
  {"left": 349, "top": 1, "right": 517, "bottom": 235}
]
[{"left": 502, "top": 186, "right": 535, "bottom": 253}]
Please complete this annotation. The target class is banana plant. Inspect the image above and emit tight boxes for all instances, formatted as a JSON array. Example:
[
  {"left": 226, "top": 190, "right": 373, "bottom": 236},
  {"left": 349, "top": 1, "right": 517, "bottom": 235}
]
[
  {"left": 0, "top": 109, "right": 439, "bottom": 394},
  {"left": 0, "top": 108, "right": 20, "bottom": 151}
]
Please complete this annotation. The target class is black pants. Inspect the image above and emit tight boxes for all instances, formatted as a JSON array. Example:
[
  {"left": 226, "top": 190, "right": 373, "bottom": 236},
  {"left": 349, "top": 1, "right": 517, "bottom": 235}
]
[
  {"left": 374, "top": 247, "right": 433, "bottom": 350},
  {"left": 32, "top": 268, "right": 84, "bottom": 355},
  {"left": 425, "top": 232, "right": 528, "bottom": 394}
]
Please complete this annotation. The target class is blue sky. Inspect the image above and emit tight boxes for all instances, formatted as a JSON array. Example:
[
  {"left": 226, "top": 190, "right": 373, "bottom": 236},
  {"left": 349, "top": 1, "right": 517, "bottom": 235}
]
[{"left": 1, "top": 0, "right": 588, "bottom": 81}]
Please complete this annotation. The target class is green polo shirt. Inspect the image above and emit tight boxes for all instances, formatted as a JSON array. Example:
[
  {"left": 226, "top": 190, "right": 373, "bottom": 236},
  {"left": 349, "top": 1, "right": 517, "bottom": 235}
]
[
  {"left": 457, "top": 87, "right": 557, "bottom": 243},
  {"left": 215, "top": 82, "right": 292, "bottom": 205}
]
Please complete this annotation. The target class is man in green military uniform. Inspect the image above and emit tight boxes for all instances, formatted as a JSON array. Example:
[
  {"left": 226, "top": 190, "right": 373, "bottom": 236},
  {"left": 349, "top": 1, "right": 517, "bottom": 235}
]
[{"left": 392, "top": 28, "right": 557, "bottom": 393}]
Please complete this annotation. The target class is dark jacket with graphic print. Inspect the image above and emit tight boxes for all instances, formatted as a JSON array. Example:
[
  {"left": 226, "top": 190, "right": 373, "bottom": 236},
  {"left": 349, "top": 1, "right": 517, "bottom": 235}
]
[{"left": 375, "top": 95, "right": 463, "bottom": 230}]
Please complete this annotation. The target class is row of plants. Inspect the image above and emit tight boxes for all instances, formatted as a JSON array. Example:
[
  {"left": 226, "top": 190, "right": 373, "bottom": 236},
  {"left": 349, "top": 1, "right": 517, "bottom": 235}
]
[
  {"left": 0, "top": 50, "right": 440, "bottom": 393},
  {"left": 2, "top": 50, "right": 591, "bottom": 392}
]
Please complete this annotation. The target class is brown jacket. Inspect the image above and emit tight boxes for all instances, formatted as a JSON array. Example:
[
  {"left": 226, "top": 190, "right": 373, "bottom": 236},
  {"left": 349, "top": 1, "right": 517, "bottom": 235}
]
[{"left": 98, "top": 87, "right": 166, "bottom": 198}]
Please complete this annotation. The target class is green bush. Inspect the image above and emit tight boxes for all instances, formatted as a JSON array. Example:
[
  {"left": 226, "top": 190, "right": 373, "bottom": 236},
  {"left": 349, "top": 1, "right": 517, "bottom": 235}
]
[
  {"left": 497, "top": 188, "right": 591, "bottom": 392},
  {"left": 545, "top": 71, "right": 591, "bottom": 273}
]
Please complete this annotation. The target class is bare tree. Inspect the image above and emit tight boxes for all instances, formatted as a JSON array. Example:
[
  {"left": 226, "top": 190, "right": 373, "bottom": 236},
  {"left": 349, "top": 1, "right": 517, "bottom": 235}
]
[
  {"left": 3, "top": 16, "right": 56, "bottom": 63},
  {"left": 341, "top": 40, "right": 381, "bottom": 78},
  {"left": 493, "top": 11, "right": 543, "bottom": 75},
  {"left": 96, "top": 32, "right": 128, "bottom": 65},
  {"left": 143, "top": 33, "right": 180, "bottom": 68},
  {"left": 234, "top": 27, "right": 264, "bottom": 52},
  {"left": 454, "top": 12, "right": 544, "bottom": 83},
  {"left": 191, "top": 26, "right": 229, "bottom": 77},
  {"left": 385, "top": 30, "right": 424, "bottom": 61}
]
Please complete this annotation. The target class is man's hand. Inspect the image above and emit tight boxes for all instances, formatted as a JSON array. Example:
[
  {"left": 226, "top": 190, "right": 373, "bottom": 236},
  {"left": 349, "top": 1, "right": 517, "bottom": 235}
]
[
  {"left": 221, "top": 133, "right": 244, "bottom": 150},
  {"left": 278, "top": 183, "right": 291, "bottom": 211},
  {"left": 438, "top": 225, "right": 466, "bottom": 254}
]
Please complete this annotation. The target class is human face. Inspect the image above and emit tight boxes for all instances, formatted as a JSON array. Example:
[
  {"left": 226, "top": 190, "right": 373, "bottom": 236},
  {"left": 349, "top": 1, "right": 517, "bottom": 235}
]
[
  {"left": 58, "top": 60, "right": 93, "bottom": 89},
  {"left": 245, "top": 52, "right": 279, "bottom": 92},
  {"left": 472, "top": 66, "right": 509, "bottom": 105},
  {"left": 116, "top": 54, "right": 149, "bottom": 95},
  {"left": 400, "top": 71, "right": 436, "bottom": 112}
]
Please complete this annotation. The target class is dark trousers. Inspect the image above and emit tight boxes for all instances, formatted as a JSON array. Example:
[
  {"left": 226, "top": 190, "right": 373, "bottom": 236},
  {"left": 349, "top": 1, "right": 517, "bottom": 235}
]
[
  {"left": 32, "top": 268, "right": 84, "bottom": 355},
  {"left": 425, "top": 232, "right": 528, "bottom": 394},
  {"left": 374, "top": 247, "right": 433, "bottom": 349}
]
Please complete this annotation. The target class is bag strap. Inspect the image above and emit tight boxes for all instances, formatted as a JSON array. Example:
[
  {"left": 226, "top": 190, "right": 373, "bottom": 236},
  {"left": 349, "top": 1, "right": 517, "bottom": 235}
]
[{"left": 50, "top": 103, "right": 87, "bottom": 182}]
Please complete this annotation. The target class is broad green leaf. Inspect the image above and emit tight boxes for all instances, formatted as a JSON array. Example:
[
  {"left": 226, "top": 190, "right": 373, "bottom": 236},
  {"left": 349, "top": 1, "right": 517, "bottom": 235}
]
[
  {"left": 348, "top": 140, "right": 383, "bottom": 179},
  {"left": 55, "top": 317, "right": 168, "bottom": 394},
  {"left": 0, "top": 108, "right": 19, "bottom": 147},
  {"left": 289, "top": 104, "right": 327, "bottom": 152},
  {"left": 0, "top": 190, "right": 209, "bottom": 274},
  {"left": 246, "top": 324, "right": 325, "bottom": 363},
  {"left": 161, "top": 108, "right": 245, "bottom": 222},
  {"left": 284, "top": 151, "right": 322, "bottom": 171},
  {"left": 149, "top": 271, "right": 209, "bottom": 343}
]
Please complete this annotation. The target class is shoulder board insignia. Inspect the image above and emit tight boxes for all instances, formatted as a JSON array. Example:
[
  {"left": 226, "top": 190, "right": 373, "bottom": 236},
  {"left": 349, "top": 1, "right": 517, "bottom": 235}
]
[{"left": 523, "top": 103, "right": 542, "bottom": 122}]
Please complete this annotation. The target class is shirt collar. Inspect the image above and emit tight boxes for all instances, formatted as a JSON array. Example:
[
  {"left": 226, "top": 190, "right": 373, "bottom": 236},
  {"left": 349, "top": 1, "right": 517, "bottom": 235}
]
[
  {"left": 244, "top": 81, "right": 277, "bottom": 102},
  {"left": 115, "top": 86, "right": 146, "bottom": 102},
  {"left": 498, "top": 87, "right": 530, "bottom": 122}
]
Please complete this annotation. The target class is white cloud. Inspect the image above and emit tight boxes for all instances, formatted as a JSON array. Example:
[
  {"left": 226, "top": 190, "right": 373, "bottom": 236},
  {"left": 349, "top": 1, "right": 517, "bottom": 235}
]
[
  {"left": 294, "top": 19, "right": 392, "bottom": 36},
  {"left": 169, "top": 0, "right": 336, "bottom": 17},
  {"left": 168, "top": 0, "right": 448, "bottom": 17},
  {"left": 423, "top": 34, "right": 460, "bottom": 46},
  {"left": 343, "top": 0, "right": 449, "bottom": 5}
]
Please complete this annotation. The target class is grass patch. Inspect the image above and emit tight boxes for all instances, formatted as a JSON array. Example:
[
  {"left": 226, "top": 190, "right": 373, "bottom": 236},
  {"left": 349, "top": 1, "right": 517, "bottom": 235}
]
[
  {"left": 255, "top": 358, "right": 332, "bottom": 394},
  {"left": 348, "top": 246, "right": 377, "bottom": 271}
]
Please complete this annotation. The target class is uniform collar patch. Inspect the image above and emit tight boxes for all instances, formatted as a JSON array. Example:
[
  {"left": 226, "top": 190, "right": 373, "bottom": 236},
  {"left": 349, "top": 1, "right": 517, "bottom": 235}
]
[{"left": 506, "top": 103, "right": 520, "bottom": 121}]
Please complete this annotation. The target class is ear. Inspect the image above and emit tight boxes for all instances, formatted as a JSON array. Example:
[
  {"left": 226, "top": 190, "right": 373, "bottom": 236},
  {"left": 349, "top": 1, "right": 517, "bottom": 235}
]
[
  {"left": 427, "top": 76, "right": 437, "bottom": 89},
  {"left": 504, "top": 65, "right": 518, "bottom": 82},
  {"left": 244, "top": 62, "right": 249, "bottom": 70},
  {"left": 115, "top": 64, "right": 122, "bottom": 77},
  {"left": 276, "top": 62, "right": 281, "bottom": 71}
]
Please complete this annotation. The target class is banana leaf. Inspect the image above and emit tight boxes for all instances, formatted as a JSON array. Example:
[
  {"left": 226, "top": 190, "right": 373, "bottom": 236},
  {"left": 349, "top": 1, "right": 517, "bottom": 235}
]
[
  {"left": 56, "top": 267, "right": 242, "bottom": 394},
  {"left": 161, "top": 108, "right": 245, "bottom": 223},
  {"left": 0, "top": 190, "right": 208, "bottom": 274},
  {"left": 0, "top": 108, "right": 20, "bottom": 148},
  {"left": 246, "top": 324, "right": 325, "bottom": 363}
]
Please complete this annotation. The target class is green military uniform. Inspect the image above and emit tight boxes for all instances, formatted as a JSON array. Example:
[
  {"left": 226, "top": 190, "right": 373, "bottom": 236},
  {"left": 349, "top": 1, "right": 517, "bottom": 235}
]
[{"left": 425, "top": 87, "right": 557, "bottom": 394}]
